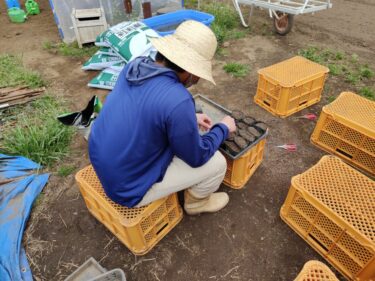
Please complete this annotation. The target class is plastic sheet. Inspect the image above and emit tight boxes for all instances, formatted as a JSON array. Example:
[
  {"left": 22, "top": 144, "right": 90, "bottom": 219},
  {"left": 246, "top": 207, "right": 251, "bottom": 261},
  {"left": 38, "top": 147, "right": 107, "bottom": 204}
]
[{"left": 0, "top": 154, "right": 49, "bottom": 281}]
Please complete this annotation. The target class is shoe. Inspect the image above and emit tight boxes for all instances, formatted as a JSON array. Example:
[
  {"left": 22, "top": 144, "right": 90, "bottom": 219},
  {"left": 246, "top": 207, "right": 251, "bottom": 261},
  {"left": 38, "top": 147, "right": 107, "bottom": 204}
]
[{"left": 184, "top": 189, "right": 229, "bottom": 215}]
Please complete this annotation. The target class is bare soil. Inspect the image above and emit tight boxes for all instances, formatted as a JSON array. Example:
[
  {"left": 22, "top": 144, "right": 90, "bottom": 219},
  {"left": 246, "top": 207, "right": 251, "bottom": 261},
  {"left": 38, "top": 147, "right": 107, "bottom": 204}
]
[{"left": 1, "top": 0, "right": 374, "bottom": 280}]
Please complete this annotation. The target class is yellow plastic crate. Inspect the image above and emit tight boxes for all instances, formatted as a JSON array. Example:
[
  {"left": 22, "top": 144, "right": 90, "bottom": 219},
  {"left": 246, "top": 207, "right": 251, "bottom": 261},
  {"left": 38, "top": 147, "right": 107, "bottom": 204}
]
[
  {"left": 311, "top": 92, "right": 375, "bottom": 175},
  {"left": 294, "top": 260, "right": 339, "bottom": 281},
  {"left": 280, "top": 156, "right": 375, "bottom": 281},
  {"left": 254, "top": 56, "right": 329, "bottom": 117},
  {"left": 223, "top": 136, "right": 267, "bottom": 189},
  {"left": 75, "top": 165, "right": 183, "bottom": 255}
]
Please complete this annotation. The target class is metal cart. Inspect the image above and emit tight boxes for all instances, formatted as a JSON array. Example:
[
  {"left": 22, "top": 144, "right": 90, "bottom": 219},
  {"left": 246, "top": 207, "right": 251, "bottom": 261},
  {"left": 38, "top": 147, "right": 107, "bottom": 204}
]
[{"left": 232, "top": 0, "right": 332, "bottom": 35}]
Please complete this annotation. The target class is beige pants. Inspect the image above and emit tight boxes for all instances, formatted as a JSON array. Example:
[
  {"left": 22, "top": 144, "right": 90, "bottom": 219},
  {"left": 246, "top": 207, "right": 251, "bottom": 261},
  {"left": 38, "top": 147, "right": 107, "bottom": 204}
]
[{"left": 136, "top": 151, "right": 227, "bottom": 207}]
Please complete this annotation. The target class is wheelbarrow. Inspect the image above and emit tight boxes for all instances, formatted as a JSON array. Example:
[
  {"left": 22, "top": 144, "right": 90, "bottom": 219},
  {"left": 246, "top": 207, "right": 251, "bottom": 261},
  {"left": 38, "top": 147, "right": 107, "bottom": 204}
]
[{"left": 232, "top": 0, "right": 332, "bottom": 35}]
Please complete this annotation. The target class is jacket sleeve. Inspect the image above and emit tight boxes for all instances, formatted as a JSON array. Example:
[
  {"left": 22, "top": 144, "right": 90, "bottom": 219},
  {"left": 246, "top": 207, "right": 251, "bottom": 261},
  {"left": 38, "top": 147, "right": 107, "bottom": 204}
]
[{"left": 166, "top": 98, "right": 228, "bottom": 168}]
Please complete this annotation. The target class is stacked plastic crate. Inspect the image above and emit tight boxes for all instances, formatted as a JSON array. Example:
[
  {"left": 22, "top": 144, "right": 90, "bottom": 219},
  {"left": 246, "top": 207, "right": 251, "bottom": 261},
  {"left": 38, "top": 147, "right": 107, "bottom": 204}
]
[
  {"left": 263, "top": 55, "right": 375, "bottom": 280},
  {"left": 311, "top": 92, "right": 375, "bottom": 176},
  {"left": 280, "top": 156, "right": 375, "bottom": 280}
]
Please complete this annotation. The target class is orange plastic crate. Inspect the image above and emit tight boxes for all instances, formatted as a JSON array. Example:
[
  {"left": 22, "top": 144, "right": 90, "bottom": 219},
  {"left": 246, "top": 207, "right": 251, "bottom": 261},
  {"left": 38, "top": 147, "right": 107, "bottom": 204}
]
[
  {"left": 280, "top": 156, "right": 375, "bottom": 281},
  {"left": 294, "top": 260, "right": 339, "bottom": 281},
  {"left": 223, "top": 134, "right": 267, "bottom": 189},
  {"left": 254, "top": 56, "right": 329, "bottom": 117},
  {"left": 311, "top": 92, "right": 375, "bottom": 175},
  {"left": 75, "top": 166, "right": 183, "bottom": 255}
]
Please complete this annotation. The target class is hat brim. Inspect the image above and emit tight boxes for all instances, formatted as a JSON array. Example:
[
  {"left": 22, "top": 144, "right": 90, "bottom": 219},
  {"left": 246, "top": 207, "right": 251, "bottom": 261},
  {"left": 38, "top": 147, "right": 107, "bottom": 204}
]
[{"left": 151, "top": 36, "right": 216, "bottom": 85}]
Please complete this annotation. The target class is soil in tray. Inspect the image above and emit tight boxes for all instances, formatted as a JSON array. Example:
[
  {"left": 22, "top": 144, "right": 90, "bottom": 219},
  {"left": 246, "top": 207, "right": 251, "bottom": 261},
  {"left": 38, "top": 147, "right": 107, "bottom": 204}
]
[
  {"left": 253, "top": 122, "right": 267, "bottom": 133},
  {"left": 239, "top": 129, "right": 256, "bottom": 143},
  {"left": 224, "top": 140, "right": 241, "bottom": 156},
  {"left": 248, "top": 126, "right": 262, "bottom": 138},
  {"left": 234, "top": 136, "right": 248, "bottom": 150},
  {"left": 221, "top": 110, "right": 268, "bottom": 157},
  {"left": 237, "top": 122, "right": 248, "bottom": 130},
  {"left": 243, "top": 116, "right": 256, "bottom": 126}
]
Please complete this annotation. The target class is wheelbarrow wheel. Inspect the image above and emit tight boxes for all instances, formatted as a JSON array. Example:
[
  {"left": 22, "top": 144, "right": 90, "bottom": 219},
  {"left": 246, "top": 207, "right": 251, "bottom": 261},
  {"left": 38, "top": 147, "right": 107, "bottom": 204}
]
[{"left": 273, "top": 12, "right": 294, "bottom": 35}]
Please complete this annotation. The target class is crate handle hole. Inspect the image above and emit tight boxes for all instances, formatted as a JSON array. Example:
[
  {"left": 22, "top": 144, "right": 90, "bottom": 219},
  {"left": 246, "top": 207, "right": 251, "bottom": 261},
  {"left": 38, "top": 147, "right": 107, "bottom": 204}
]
[
  {"left": 336, "top": 148, "right": 353, "bottom": 159},
  {"left": 78, "top": 16, "right": 101, "bottom": 21},
  {"left": 308, "top": 233, "right": 329, "bottom": 252},
  {"left": 299, "top": 100, "right": 308, "bottom": 106},
  {"left": 248, "top": 163, "right": 255, "bottom": 171},
  {"left": 263, "top": 101, "right": 271, "bottom": 107},
  {"left": 156, "top": 222, "right": 169, "bottom": 235}
]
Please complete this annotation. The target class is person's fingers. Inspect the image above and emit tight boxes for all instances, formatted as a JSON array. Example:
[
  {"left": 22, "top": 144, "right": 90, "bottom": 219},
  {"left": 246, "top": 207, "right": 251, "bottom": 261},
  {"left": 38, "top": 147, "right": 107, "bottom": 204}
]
[
  {"left": 203, "top": 119, "right": 212, "bottom": 128},
  {"left": 201, "top": 122, "right": 211, "bottom": 130},
  {"left": 199, "top": 124, "right": 208, "bottom": 131}
]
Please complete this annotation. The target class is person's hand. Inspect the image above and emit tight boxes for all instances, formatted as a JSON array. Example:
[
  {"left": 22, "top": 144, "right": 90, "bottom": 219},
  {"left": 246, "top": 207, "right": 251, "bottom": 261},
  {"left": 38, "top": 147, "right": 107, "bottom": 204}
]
[
  {"left": 196, "top": 113, "right": 212, "bottom": 131},
  {"left": 220, "top": 115, "right": 236, "bottom": 134}
]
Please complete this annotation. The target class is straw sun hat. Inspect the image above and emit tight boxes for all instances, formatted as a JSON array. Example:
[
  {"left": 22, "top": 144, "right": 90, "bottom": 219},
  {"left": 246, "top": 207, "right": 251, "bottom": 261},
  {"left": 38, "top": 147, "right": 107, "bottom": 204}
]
[{"left": 150, "top": 20, "right": 218, "bottom": 84}]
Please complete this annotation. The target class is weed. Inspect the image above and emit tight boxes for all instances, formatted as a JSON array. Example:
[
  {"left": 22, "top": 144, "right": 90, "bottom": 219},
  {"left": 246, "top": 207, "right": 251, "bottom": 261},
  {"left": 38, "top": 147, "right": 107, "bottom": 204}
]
[
  {"left": 211, "top": 24, "right": 227, "bottom": 45},
  {"left": 34, "top": 194, "right": 44, "bottom": 207},
  {"left": 321, "top": 49, "right": 334, "bottom": 62},
  {"left": 43, "top": 41, "right": 98, "bottom": 58},
  {"left": 0, "top": 95, "right": 74, "bottom": 166},
  {"left": 298, "top": 47, "right": 323, "bottom": 63},
  {"left": 57, "top": 165, "right": 76, "bottom": 177},
  {"left": 42, "top": 41, "right": 54, "bottom": 50},
  {"left": 359, "top": 87, "right": 375, "bottom": 101},
  {"left": 298, "top": 47, "right": 374, "bottom": 91},
  {"left": 223, "top": 62, "right": 249, "bottom": 77},
  {"left": 227, "top": 30, "right": 246, "bottom": 40},
  {"left": 327, "top": 95, "right": 336, "bottom": 103},
  {"left": 359, "top": 65, "right": 374, "bottom": 79},
  {"left": 328, "top": 64, "right": 341, "bottom": 76},
  {"left": 335, "top": 52, "right": 344, "bottom": 60},
  {"left": 0, "top": 55, "right": 45, "bottom": 88},
  {"left": 345, "top": 73, "right": 359, "bottom": 85},
  {"left": 184, "top": 0, "right": 198, "bottom": 8},
  {"left": 201, "top": 3, "right": 239, "bottom": 45},
  {"left": 216, "top": 47, "right": 229, "bottom": 57},
  {"left": 351, "top": 53, "right": 359, "bottom": 64}
]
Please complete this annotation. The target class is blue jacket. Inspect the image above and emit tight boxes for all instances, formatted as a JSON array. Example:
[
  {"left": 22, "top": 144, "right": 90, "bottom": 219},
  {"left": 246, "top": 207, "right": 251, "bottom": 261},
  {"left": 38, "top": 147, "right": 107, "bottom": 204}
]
[{"left": 89, "top": 57, "right": 228, "bottom": 207}]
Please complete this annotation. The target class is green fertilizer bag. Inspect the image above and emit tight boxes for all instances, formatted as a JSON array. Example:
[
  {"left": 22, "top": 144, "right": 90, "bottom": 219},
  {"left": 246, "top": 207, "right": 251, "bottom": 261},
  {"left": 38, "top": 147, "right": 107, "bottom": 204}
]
[
  {"left": 104, "top": 21, "right": 160, "bottom": 62},
  {"left": 95, "top": 30, "right": 110, "bottom": 47},
  {"left": 82, "top": 52, "right": 124, "bottom": 71},
  {"left": 107, "top": 62, "right": 126, "bottom": 73},
  {"left": 87, "top": 68, "right": 120, "bottom": 90},
  {"left": 98, "top": 47, "right": 119, "bottom": 56}
]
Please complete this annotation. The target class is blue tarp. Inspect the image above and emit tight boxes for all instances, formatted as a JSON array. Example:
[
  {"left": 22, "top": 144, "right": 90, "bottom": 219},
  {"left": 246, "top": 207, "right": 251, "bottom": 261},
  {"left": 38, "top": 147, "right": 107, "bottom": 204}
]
[
  {"left": 0, "top": 154, "right": 49, "bottom": 281},
  {"left": 0, "top": 154, "right": 40, "bottom": 180}
]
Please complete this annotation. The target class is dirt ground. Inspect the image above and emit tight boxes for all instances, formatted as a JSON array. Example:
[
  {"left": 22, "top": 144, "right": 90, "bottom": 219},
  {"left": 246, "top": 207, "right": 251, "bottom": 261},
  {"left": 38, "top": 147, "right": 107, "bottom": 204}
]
[{"left": 0, "top": 0, "right": 374, "bottom": 280}]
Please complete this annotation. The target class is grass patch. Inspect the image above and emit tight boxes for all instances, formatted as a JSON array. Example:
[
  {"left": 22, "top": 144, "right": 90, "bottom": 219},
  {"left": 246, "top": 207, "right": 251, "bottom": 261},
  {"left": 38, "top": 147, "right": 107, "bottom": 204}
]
[
  {"left": 0, "top": 95, "right": 74, "bottom": 166},
  {"left": 43, "top": 41, "right": 98, "bottom": 58},
  {"left": 227, "top": 30, "right": 247, "bottom": 40},
  {"left": 328, "top": 64, "right": 342, "bottom": 76},
  {"left": 57, "top": 165, "right": 76, "bottom": 177},
  {"left": 298, "top": 47, "right": 337, "bottom": 64},
  {"left": 298, "top": 46, "right": 374, "bottom": 90},
  {"left": 359, "top": 65, "right": 374, "bottom": 79},
  {"left": 335, "top": 52, "right": 344, "bottom": 60},
  {"left": 345, "top": 73, "right": 360, "bottom": 85},
  {"left": 327, "top": 95, "right": 336, "bottom": 103},
  {"left": 216, "top": 47, "right": 229, "bottom": 57},
  {"left": 201, "top": 3, "right": 239, "bottom": 45},
  {"left": 359, "top": 87, "right": 375, "bottom": 101},
  {"left": 223, "top": 62, "right": 249, "bottom": 77},
  {"left": 0, "top": 55, "right": 45, "bottom": 88}
]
